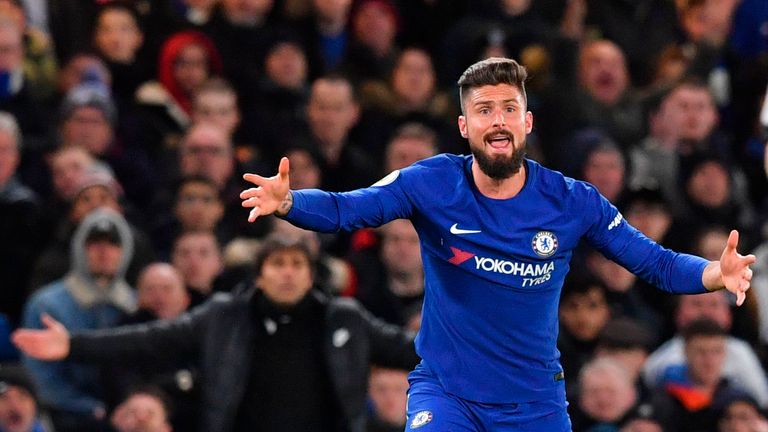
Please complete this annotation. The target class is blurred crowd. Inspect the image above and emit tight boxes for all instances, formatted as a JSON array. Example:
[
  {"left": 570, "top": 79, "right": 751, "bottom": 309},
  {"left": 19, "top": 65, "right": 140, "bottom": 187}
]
[{"left": 0, "top": 0, "right": 766, "bottom": 431}]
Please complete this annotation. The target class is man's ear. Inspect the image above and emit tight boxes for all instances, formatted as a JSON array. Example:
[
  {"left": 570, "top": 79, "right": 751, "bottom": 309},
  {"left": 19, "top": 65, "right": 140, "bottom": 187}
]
[{"left": 458, "top": 115, "right": 468, "bottom": 138}]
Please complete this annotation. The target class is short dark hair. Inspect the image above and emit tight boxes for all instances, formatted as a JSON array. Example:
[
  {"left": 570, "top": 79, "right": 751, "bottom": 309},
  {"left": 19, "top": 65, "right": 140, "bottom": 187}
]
[
  {"left": 560, "top": 272, "right": 607, "bottom": 305},
  {"left": 173, "top": 175, "right": 221, "bottom": 199},
  {"left": 598, "top": 317, "right": 655, "bottom": 351},
  {"left": 120, "top": 385, "right": 173, "bottom": 420},
  {"left": 252, "top": 234, "right": 314, "bottom": 277},
  {"left": 457, "top": 57, "right": 528, "bottom": 114},
  {"left": 682, "top": 317, "right": 727, "bottom": 342},
  {"left": 95, "top": 1, "right": 143, "bottom": 32}
]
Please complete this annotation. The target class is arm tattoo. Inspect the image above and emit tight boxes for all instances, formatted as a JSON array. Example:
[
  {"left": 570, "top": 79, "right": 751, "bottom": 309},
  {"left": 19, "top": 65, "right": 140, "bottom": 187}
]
[{"left": 275, "top": 191, "right": 293, "bottom": 217}]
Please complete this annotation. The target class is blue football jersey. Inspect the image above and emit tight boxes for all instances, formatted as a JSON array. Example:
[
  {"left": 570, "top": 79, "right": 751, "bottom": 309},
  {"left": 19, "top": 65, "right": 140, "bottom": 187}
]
[{"left": 285, "top": 154, "right": 708, "bottom": 403}]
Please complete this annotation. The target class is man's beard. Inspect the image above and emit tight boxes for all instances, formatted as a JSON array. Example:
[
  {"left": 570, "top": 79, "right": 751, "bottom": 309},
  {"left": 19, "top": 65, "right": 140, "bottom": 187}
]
[{"left": 471, "top": 133, "right": 527, "bottom": 180}]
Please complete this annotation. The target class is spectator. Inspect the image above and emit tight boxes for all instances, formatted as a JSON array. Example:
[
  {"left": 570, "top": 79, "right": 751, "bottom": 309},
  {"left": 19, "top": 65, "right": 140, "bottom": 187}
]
[
  {"left": 103, "top": 264, "right": 196, "bottom": 432},
  {"left": 748, "top": 238, "right": 768, "bottom": 350},
  {"left": 360, "top": 47, "right": 459, "bottom": 157},
  {"left": 580, "top": 0, "right": 679, "bottom": 87},
  {"left": 579, "top": 138, "right": 627, "bottom": 205},
  {"left": 383, "top": 122, "right": 438, "bottom": 174},
  {"left": 538, "top": 39, "right": 644, "bottom": 171},
  {"left": 58, "top": 82, "right": 157, "bottom": 211},
  {"left": 204, "top": 0, "right": 275, "bottom": 98},
  {"left": 242, "top": 31, "right": 310, "bottom": 165},
  {"left": 650, "top": 318, "right": 747, "bottom": 431},
  {"left": 629, "top": 78, "right": 734, "bottom": 219},
  {"left": 46, "top": 137, "right": 97, "bottom": 199},
  {"left": 173, "top": 122, "right": 268, "bottom": 237},
  {"left": 584, "top": 248, "right": 662, "bottom": 333},
  {"left": 351, "top": 219, "right": 424, "bottom": 326},
  {"left": 341, "top": 0, "right": 400, "bottom": 84},
  {"left": 13, "top": 234, "right": 420, "bottom": 432},
  {"left": 557, "top": 275, "right": 611, "bottom": 395},
  {"left": 622, "top": 187, "right": 676, "bottom": 247},
  {"left": 91, "top": 2, "right": 151, "bottom": 103},
  {"left": 21, "top": 208, "right": 136, "bottom": 432},
  {"left": 679, "top": 155, "right": 758, "bottom": 247},
  {"left": 303, "top": 75, "right": 377, "bottom": 192},
  {"left": 285, "top": 146, "right": 322, "bottom": 190},
  {"left": 717, "top": 391, "right": 768, "bottom": 432},
  {"left": 596, "top": 317, "right": 654, "bottom": 377},
  {"left": 109, "top": 386, "right": 172, "bottom": 432},
  {"left": 151, "top": 175, "right": 228, "bottom": 259},
  {"left": 29, "top": 164, "right": 155, "bottom": 291},
  {"left": 573, "top": 357, "right": 639, "bottom": 431},
  {"left": 0, "top": 0, "right": 58, "bottom": 102},
  {"left": 171, "top": 176, "right": 225, "bottom": 234},
  {"left": 190, "top": 78, "right": 240, "bottom": 140},
  {"left": 0, "top": 363, "right": 50, "bottom": 432},
  {"left": 170, "top": 230, "right": 223, "bottom": 306},
  {"left": 643, "top": 291, "right": 768, "bottom": 407},
  {"left": 0, "top": 111, "right": 41, "bottom": 324},
  {"left": 366, "top": 366, "right": 408, "bottom": 432},
  {"left": 171, "top": 0, "right": 218, "bottom": 26},
  {"left": 295, "top": 0, "right": 353, "bottom": 75},
  {"left": 0, "top": 17, "right": 49, "bottom": 148},
  {"left": 133, "top": 263, "right": 190, "bottom": 322},
  {"left": 56, "top": 52, "right": 111, "bottom": 98},
  {"left": 133, "top": 30, "right": 223, "bottom": 160},
  {"left": 595, "top": 317, "right": 656, "bottom": 401}
]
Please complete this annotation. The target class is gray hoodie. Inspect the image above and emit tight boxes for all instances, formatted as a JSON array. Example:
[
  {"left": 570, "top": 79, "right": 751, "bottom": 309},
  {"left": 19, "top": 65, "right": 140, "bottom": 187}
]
[{"left": 64, "top": 208, "right": 136, "bottom": 313}]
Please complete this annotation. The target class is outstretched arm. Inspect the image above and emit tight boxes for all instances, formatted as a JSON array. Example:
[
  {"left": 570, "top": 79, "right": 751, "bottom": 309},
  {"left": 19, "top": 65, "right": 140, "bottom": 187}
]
[
  {"left": 240, "top": 157, "right": 293, "bottom": 222},
  {"left": 12, "top": 313, "right": 70, "bottom": 360},
  {"left": 702, "top": 230, "right": 756, "bottom": 306}
]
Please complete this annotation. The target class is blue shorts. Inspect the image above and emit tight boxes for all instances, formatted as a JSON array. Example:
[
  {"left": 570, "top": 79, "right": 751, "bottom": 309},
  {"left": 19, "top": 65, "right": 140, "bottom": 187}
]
[{"left": 404, "top": 364, "right": 572, "bottom": 432}]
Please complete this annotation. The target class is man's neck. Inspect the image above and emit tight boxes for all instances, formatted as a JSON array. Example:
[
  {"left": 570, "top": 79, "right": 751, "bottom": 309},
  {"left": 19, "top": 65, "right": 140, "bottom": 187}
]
[{"left": 471, "top": 161, "right": 527, "bottom": 199}]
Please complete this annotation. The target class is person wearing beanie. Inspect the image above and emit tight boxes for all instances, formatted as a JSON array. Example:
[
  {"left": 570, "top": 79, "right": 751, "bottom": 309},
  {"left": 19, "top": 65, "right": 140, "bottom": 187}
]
[
  {"left": 29, "top": 164, "right": 155, "bottom": 291},
  {"left": 0, "top": 363, "right": 49, "bottom": 432}
]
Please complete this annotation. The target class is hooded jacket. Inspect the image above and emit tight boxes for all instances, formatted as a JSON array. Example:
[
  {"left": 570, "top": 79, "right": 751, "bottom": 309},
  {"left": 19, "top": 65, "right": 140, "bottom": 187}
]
[{"left": 21, "top": 208, "right": 136, "bottom": 415}]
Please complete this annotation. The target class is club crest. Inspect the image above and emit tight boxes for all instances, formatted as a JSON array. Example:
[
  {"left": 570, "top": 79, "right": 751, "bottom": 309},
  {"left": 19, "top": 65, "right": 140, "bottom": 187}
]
[
  {"left": 532, "top": 231, "right": 558, "bottom": 257},
  {"left": 410, "top": 410, "right": 433, "bottom": 429}
]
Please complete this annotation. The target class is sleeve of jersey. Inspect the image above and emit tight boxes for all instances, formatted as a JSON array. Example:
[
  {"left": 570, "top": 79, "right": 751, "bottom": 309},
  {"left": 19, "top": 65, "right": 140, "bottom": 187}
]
[
  {"left": 583, "top": 187, "right": 709, "bottom": 295},
  {"left": 282, "top": 170, "right": 414, "bottom": 233}
]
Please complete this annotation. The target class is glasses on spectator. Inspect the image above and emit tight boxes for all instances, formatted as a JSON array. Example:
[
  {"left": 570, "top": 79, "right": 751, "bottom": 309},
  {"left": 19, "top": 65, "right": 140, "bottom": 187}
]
[
  {"left": 178, "top": 193, "right": 217, "bottom": 205},
  {"left": 182, "top": 144, "right": 228, "bottom": 156}
]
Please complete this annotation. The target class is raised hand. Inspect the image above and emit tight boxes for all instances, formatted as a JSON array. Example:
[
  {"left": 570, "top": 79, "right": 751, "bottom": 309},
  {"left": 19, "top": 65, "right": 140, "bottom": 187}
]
[
  {"left": 11, "top": 314, "right": 71, "bottom": 360},
  {"left": 719, "top": 230, "right": 756, "bottom": 306},
  {"left": 240, "top": 157, "right": 292, "bottom": 222}
]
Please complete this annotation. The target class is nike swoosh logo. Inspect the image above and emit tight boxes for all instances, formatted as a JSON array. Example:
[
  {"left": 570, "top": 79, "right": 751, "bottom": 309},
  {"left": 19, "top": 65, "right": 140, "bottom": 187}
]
[{"left": 450, "top": 223, "right": 481, "bottom": 235}]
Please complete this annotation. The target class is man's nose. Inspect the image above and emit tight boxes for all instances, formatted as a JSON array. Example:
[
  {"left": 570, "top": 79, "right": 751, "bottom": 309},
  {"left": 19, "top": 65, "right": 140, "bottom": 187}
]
[{"left": 492, "top": 110, "right": 506, "bottom": 127}]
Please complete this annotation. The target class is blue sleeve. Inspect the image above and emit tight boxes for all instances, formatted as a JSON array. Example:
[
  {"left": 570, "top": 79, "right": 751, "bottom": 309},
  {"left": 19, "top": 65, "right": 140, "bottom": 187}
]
[
  {"left": 581, "top": 185, "right": 709, "bottom": 295},
  {"left": 21, "top": 296, "right": 104, "bottom": 415},
  {"left": 284, "top": 169, "right": 415, "bottom": 232}
]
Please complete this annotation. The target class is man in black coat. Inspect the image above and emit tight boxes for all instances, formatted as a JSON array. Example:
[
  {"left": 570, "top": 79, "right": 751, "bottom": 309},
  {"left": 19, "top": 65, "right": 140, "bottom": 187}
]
[{"left": 13, "top": 234, "right": 420, "bottom": 432}]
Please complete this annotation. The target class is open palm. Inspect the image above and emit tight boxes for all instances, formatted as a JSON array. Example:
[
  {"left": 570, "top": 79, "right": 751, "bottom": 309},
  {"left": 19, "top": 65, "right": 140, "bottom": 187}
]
[
  {"left": 720, "top": 230, "right": 756, "bottom": 306},
  {"left": 11, "top": 314, "right": 70, "bottom": 360},
  {"left": 240, "top": 157, "right": 291, "bottom": 222}
]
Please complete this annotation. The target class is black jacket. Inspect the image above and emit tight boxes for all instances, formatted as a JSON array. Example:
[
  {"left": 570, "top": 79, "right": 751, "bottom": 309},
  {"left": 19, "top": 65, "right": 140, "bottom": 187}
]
[{"left": 68, "top": 289, "right": 419, "bottom": 432}]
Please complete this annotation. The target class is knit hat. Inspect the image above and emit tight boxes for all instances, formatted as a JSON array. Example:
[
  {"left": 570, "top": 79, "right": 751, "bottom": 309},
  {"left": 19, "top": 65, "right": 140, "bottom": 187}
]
[
  {"left": 71, "top": 163, "right": 123, "bottom": 202},
  {"left": 60, "top": 83, "right": 117, "bottom": 125},
  {"left": 0, "top": 363, "right": 37, "bottom": 402}
]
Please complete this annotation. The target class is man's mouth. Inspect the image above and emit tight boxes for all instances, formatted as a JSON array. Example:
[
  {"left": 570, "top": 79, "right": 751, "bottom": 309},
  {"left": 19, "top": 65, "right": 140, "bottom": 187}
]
[
  {"left": 7, "top": 410, "right": 21, "bottom": 425},
  {"left": 486, "top": 135, "right": 512, "bottom": 149}
]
